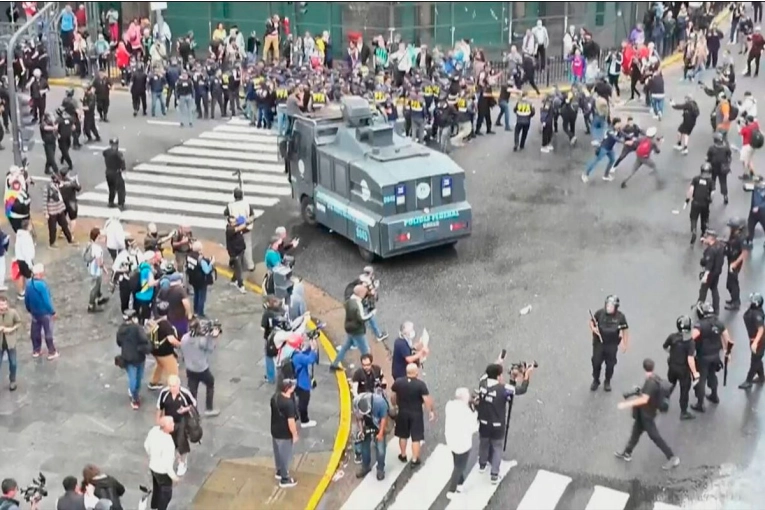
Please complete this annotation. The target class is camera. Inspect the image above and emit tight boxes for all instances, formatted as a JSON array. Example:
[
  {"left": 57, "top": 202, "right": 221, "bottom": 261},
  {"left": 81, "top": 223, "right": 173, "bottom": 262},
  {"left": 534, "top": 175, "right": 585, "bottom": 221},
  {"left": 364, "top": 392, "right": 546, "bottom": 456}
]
[
  {"left": 623, "top": 386, "right": 642, "bottom": 400},
  {"left": 21, "top": 473, "right": 47, "bottom": 503},
  {"left": 510, "top": 361, "right": 539, "bottom": 374}
]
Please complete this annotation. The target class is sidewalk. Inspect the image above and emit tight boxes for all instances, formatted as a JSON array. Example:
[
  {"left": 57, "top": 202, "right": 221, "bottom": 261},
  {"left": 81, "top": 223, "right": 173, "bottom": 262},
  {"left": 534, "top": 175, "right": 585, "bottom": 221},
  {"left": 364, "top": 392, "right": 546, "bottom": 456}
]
[{"left": 0, "top": 216, "right": 350, "bottom": 510}]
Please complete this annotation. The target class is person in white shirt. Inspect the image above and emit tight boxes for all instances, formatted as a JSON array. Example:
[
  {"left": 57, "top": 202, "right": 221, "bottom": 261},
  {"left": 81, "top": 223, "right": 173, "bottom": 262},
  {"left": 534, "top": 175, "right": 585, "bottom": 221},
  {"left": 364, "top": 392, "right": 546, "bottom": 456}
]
[
  {"left": 103, "top": 212, "right": 125, "bottom": 262},
  {"left": 223, "top": 187, "right": 256, "bottom": 271},
  {"left": 112, "top": 234, "right": 140, "bottom": 313},
  {"left": 144, "top": 416, "right": 179, "bottom": 510},
  {"left": 86, "top": 227, "right": 110, "bottom": 313},
  {"left": 531, "top": 20, "right": 549, "bottom": 70},
  {"left": 153, "top": 19, "right": 172, "bottom": 54},
  {"left": 13, "top": 219, "right": 35, "bottom": 300},
  {"left": 563, "top": 25, "right": 577, "bottom": 57},
  {"left": 522, "top": 29, "right": 537, "bottom": 57},
  {"left": 444, "top": 387, "right": 479, "bottom": 499}
]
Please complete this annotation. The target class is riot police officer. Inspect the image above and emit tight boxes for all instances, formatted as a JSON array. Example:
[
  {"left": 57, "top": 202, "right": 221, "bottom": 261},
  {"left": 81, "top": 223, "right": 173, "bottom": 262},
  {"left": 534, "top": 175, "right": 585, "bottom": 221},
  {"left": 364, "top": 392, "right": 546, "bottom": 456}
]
[
  {"left": 686, "top": 163, "right": 714, "bottom": 244},
  {"left": 81, "top": 83, "right": 101, "bottom": 143},
  {"left": 40, "top": 112, "right": 58, "bottom": 175},
  {"left": 103, "top": 138, "right": 126, "bottom": 210},
  {"left": 698, "top": 230, "right": 726, "bottom": 316},
  {"left": 209, "top": 70, "right": 224, "bottom": 120},
  {"left": 61, "top": 88, "right": 81, "bottom": 149},
  {"left": 740, "top": 293, "right": 765, "bottom": 390},
  {"left": 746, "top": 178, "right": 765, "bottom": 247},
  {"left": 56, "top": 108, "right": 74, "bottom": 170},
  {"left": 193, "top": 67, "right": 210, "bottom": 119},
  {"left": 513, "top": 92, "right": 535, "bottom": 152},
  {"left": 706, "top": 132, "right": 732, "bottom": 205},
  {"left": 93, "top": 70, "right": 111, "bottom": 122},
  {"left": 724, "top": 217, "right": 747, "bottom": 311},
  {"left": 589, "top": 295, "right": 630, "bottom": 392},
  {"left": 131, "top": 64, "right": 148, "bottom": 117},
  {"left": 690, "top": 302, "right": 733, "bottom": 412},
  {"left": 662, "top": 316, "right": 700, "bottom": 420}
]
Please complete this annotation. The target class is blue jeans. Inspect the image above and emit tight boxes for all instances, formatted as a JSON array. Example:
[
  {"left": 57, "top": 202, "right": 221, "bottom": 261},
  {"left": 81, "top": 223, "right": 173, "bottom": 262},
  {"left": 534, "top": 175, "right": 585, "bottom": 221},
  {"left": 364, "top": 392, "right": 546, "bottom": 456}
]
[
  {"left": 193, "top": 285, "right": 207, "bottom": 316},
  {"left": 178, "top": 94, "right": 194, "bottom": 126},
  {"left": 0, "top": 344, "right": 17, "bottom": 383},
  {"left": 265, "top": 354, "right": 276, "bottom": 384},
  {"left": 366, "top": 315, "right": 384, "bottom": 339},
  {"left": 151, "top": 91, "right": 166, "bottom": 116},
  {"left": 591, "top": 115, "right": 605, "bottom": 141},
  {"left": 651, "top": 96, "right": 665, "bottom": 117},
  {"left": 257, "top": 105, "right": 271, "bottom": 128},
  {"left": 359, "top": 435, "right": 387, "bottom": 474},
  {"left": 331, "top": 334, "right": 370, "bottom": 368},
  {"left": 125, "top": 362, "right": 144, "bottom": 402},
  {"left": 498, "top": 101, "right": 511, "bottom": 130},
  {"left": 277, "top": 111, "right": 288, "bottom": 135},
  {"left": 585, "top": 147, "right": 616, "bottom": 177}
]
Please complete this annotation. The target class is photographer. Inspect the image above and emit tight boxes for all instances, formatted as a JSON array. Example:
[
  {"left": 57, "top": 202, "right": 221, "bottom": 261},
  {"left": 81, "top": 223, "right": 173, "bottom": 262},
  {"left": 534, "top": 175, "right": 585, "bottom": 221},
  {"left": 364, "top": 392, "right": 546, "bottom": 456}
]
[
  {"left": 475, "top": 361, "right": 533, "bottom": 484},
  {"left": 352, "top": 392, "right": 389, "bottom": 481},
  {"left": 615, "top": 358, "right": 680, "bottom": 470},
  {"left": 0, "top": 479, "right": 22, "bottom": 510},
  {"left": 344, "top": 267, "right": 388, "bottom": 343},
  {"left": 351, "top": 354, "right": 385, "bottom": 396},
  {"left": 180, "top": 317, "right": 223, "bottom": 418},
  {"left": 56, "top": 476, "right": 84, "bottom": 510}
]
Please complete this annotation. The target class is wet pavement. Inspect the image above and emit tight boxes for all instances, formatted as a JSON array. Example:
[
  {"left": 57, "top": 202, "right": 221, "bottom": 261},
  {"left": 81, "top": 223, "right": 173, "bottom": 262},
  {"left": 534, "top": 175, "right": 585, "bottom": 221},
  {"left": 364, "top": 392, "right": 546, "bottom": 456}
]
[{"left": 0, "top": 242, "right": 339, "bottom": 510}]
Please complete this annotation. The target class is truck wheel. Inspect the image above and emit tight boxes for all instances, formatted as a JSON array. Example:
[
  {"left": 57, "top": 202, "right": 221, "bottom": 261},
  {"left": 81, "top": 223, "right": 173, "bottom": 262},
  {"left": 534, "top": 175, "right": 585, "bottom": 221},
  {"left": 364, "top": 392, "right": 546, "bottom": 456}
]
[
  {"left": 301, "top": 196, "right": 318, "bottom": 226},
  {"left": 358, "top": 246, "right": 376, "bottom": 262}
]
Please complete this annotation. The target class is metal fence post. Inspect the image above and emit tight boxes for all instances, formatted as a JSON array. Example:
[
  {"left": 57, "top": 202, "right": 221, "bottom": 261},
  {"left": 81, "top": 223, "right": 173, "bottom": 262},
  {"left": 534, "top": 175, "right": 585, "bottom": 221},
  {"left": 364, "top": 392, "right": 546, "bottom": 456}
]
[{"left": 7, "top": 2, "right": 59, "bottom": 166}]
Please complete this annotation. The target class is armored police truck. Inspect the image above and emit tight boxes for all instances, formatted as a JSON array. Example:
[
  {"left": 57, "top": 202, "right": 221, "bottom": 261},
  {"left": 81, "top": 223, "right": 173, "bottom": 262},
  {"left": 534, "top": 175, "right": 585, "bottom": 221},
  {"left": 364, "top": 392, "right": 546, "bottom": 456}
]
[{"left": 280, "top": 96, "right": 472, "bottom": 261}]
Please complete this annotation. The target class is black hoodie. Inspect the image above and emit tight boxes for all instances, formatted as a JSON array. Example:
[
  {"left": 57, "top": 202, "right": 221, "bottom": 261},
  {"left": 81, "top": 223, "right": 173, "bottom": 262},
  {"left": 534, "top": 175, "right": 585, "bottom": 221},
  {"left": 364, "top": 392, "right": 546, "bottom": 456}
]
[{"left": 90, "top": 474, "right": 125, "bottom": 510}]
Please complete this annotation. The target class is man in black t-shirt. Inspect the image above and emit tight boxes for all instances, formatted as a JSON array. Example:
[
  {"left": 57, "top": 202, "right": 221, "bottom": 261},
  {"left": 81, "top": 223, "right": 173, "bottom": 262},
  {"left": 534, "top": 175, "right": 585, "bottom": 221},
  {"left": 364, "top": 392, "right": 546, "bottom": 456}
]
[
  {"left": 351, "top": 354, "right": 384, "bottom": 395},
  {"left": 615, "top": 358, "right": 680, "bottom": 470},
  {"left": 156, "top": 374, "right": 196, "bottom": 476},
  {"left": 391, "top": 364, "right": 434, "bottom": 466},
  {"left": 271, "top": 378, "right": 298, "bottom": 488},
  {"left": 147, "top": 310, "right": 181, "bottom": 391}
]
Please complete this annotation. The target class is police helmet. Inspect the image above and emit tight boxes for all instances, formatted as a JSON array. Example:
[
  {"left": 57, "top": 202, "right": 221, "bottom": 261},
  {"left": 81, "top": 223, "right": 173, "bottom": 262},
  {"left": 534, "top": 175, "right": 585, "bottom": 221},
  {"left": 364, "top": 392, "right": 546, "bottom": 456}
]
[
  {"left": 58, "top": 166, "right": 70, "bottom": 177},
  {"left": 160, "top": 259, "right": 177, "bottom": 275},
  {"left": 751, "top": 293, "right": 764, "bottom": 308},
  {"left": 700, "top": 162, "right": 713, "bottom": 175},
  {"left": 65, "top": 88, "right": 75, "bottom": 97},
  {"left": 605, "top": 295, "right": 620, "bottom": 309},
  {"left": 695, "top": 301, "right": 715, "bottom": 318},
  {"left": 713, "top": 132, "right": 725, "bottom": 145},
  {"left": 727, "top": 217, "right": 745, "bottom": 230},
  {"left": 55, "top": 107, "right": 64, "bottom": 117},
  {"left": 676, "top": 315, "right": 692, "bottom": 332},
  {"left": 704, "top": 228, "right": 718, "bottom": 239},
  {"left": 109, "top": 137, "right": 119, "bottom": 146}
]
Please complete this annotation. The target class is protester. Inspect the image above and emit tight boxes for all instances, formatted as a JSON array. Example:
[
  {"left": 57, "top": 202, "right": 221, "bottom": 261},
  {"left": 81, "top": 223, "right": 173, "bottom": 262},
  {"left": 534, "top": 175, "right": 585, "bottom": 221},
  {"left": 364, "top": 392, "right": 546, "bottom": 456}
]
[
  {"left": 180, "top": 317, "right": 221, "bottom": 417},
  {"left": 24, "top": 264, "right": 58, "bottom": 360},
  {"left": 0, "top": 295, "right": 22, "bottom": 392},
  {"left": 144, "top": 416, "right": 179, "bottom": 510},
  {"left": 444, "top": 387, "right": 478, "bottom": 499},
  {"left": 116, "top": 310, "right": 152, "bottom": 409},
  {"left": 156, "top": 374, "right": 196, "bottom": 477},
  {"left": 270, "top": 377, "right": 299, "bottom": 488}
]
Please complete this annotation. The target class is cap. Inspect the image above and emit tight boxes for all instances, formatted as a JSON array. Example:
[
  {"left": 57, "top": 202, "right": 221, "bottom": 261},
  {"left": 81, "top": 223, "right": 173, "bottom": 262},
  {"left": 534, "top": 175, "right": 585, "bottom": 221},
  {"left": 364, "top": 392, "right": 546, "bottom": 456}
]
[
  {"left": 32, "top": 263, "right": 44, "bottom": 275},
  {"left": 646, "top": 126, "right": 657, "bottom": 137},
  {"left": 142, "top": 251, "right": 156, "bottom": 262},
  {"left": 704, "top": 229, "right": 718, "bottom": 238}
]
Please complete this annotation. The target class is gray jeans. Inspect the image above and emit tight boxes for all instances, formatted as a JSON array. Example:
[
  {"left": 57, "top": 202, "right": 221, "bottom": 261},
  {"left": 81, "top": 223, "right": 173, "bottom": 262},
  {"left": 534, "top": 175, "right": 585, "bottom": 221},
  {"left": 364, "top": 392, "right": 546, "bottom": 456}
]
[
  {"left": 272, "top": 437, "right": 294, "bottom": 480},
  {"left": 89, "top": 276, "right": 102, "bottom": 306},
  {"left": 243, "top": 230, "right": 254, "bottom": 271},
  {"left": 478, "top": 437, "right": 503, "bottom": 476}
]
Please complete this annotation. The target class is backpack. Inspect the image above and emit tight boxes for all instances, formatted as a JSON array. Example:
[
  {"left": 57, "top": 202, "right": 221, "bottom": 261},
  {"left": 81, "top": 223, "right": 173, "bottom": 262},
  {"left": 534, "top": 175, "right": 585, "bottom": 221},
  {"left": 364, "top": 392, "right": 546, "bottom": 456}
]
[
  {"left": 83, "top": 242, "right": 95, "bottom": 266},
  {"left": 129, "top": 268, "right": 142, "bottom": 293},
  {"left": 751, "top": 128, "right": 764, "bottom": 149},
  {"left": 654, "top": 375, "right": 672, "bottom": 413},
  {"left": 728, "top": 102, "right": 739, "bottom": 121},
  {"left": 636, "top": 137, "right": 652, "bottom": 159},
  {"left": 185, "top": 406, "right": 203, "bottom": 443}
]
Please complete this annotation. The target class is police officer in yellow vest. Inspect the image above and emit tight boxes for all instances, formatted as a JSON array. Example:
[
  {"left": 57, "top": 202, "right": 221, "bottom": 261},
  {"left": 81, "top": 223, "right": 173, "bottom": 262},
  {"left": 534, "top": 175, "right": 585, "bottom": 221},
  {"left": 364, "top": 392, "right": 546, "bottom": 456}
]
[
  {"left": 451, "top": 90, "right": 472, "bottom": 148},
  {"left": 513, "top": 92, "right": 536, "bottom": 152},
  {"left": 223, "top": 187, "right": 257, "bottom": 271},
  {"left": 407, "top": 87, "right": 426, "bottom": 143}
]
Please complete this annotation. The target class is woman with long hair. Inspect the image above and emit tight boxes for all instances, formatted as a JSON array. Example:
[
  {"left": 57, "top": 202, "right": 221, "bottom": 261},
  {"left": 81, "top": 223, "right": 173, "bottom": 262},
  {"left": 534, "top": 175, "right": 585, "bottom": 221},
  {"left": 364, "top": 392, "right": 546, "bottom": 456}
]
[{"left": 81, "top": 464, "right": 126, "bottom": 510}]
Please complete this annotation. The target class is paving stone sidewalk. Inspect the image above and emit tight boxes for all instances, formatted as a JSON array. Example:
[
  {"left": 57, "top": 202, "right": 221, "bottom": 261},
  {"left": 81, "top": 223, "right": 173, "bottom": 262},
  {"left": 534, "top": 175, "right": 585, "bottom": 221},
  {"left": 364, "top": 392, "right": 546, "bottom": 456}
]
[{"left": 0, "top": 240, "right": 339, "bottom": 510}]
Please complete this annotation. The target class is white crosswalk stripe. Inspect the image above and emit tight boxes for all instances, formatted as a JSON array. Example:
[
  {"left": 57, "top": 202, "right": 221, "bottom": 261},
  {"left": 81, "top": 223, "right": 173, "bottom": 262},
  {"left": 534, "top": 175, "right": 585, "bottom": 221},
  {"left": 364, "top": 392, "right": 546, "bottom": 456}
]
[
  {"left": 342, "top": 441, "right": 686, "bottom": 510},
  {"left": 76, "top": 119, "right": 287, "bottom": 231}
]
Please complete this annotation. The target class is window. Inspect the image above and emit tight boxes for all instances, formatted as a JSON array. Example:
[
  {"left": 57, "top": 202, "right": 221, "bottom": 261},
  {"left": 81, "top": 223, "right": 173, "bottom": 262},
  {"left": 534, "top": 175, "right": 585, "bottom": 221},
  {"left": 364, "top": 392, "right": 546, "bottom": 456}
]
[
  {"left": 595, "top": 2, "right": 606, "bottom": 27},
  {"left": 334, "top": 164, "right": 348, "bottom": 196},
  {"left": 318, "top": 154, "right": 333, "bottom": 188}
]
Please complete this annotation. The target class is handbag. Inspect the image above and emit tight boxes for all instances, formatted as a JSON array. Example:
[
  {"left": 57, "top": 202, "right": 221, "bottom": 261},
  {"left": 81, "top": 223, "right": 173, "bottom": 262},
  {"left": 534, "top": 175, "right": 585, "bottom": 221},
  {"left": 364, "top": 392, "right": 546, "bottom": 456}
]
[
  {"left": 113, "top": 354, "right": 125, "bottom": 369},
  {"left": 10, "top": 260, "right": 19, "bottom": 281}
]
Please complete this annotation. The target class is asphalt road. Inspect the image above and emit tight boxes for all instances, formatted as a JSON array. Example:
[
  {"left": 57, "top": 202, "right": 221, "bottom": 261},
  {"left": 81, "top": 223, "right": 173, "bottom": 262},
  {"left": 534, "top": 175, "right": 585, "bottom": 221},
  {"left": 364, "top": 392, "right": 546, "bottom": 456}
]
[{"left": 289, "top": 61, "right": 765, "bottom": 507}]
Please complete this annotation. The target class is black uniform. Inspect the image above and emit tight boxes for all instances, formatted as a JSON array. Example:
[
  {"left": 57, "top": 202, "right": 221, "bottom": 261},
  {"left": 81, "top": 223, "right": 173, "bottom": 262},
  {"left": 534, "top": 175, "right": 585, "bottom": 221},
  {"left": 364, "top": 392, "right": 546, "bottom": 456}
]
[
  {"left": 663, "top": 332, "right": 695, "bottom": 416},
  {"left": 40, "top": 116, "right": 58, "bottom": 175},
  {"left": 692, "top": 315, "right": 725, "bottom": 410},
  {"left": 706, "top": 142, "right": 732, "bottom": 203},
  {"left": 56, "top": 114, "right": 74, "bottom": 169},
  {"left": 103, "top": 147, "right": 126, "bottom": 209},
  {"left": 512, "top": 99, "right": 534, "bottom": 151},
  {"left": 93, "top": 76, "right": 111, "bottom": 121},
  {"left": 82, "top": 91, "right": 101, "bottom": 142},
  {"left": 193, "top": 71, "right": 209, "bottom": 119},
  {"left": 62, "top": 96, "right": 81, "bottom": 148},
  {"left": 209, "top": 75, "right": 224, "bottom": 119},
  {"left": 724, "top": 230, "right": 745, "bottom": 308},
  {"left": 591, "top": 308, "right": 628, "bottom": 388},
  {"left": 698, "top": 241, "right": 726, "bottom": 315},
  {"left": 131, "top": 68, "right": 148, "bottom": 116},
  {"left": 29, "top": 77, "right": 48, "bottom": 122},
  {"left": 0, "top": 84, "right": 10, "bottom": 130},
  {"left": 742, "top": 307, "right": 765, "bottom": 385},
  {"left": 689, "top": 173, "right": 713, "bottom": 241}
]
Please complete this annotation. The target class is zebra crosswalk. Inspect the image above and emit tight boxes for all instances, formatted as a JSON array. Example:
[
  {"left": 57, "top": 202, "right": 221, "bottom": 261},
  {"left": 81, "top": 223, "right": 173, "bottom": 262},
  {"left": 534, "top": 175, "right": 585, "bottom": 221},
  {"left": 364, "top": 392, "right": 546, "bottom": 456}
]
[
  {"left": 77, "top": 118, "right": 289, "bottom": 230},
  {"left": 341, "top": 439, "right": 683, "bottom": 510}
]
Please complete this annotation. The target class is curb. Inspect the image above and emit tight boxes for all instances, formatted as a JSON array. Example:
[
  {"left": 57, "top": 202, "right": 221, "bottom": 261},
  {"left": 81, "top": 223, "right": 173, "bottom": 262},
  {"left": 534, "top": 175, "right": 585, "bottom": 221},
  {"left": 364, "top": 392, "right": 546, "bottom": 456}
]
[{"left": 2, "top": 216, "right": 350, "bottom": 510}]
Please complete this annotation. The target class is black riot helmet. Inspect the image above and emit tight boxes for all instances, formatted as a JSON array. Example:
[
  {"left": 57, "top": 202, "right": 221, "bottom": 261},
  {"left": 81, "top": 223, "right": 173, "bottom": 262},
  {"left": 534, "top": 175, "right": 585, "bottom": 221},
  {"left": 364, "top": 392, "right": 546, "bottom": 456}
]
[
  {"left": 700, "top": 162, "right": 713, "bottom": 176},
  {"left": 713, "top": 132, "right": 725, "bottom": 145},
  {"left": 695, "top": 301, "right": 715, "bottom": 319},
  {"left": 676, "top": 315, "right": 692, "bottom": 333},
  {"left": 605, "top": 295, "right": 620, "bottom": 312},
  {"left": 58, "top": 166, "right": 70, "bottom": 177},
  {"left": 750, "top": 293, "right": 764, "bottom": 309},
  {"left": 109, "top": 137, "right": 119, "bottom": 147},
  {"left": 233, "top": 187, "right": 243, "bottom": 201},
  {"left": 65, "top": 88, "right": 75, "bottom": 97},
  {"left": 727, "top": 217, "right": 745, "bottom": 230}
]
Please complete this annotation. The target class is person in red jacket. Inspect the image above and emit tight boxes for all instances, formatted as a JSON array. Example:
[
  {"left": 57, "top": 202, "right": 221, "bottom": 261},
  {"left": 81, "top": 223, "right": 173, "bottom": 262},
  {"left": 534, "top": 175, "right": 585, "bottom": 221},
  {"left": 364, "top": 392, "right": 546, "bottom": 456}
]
[
  {"left": 739, "top": 115, "right": 761, "bottom": 178},
  {"left": 115, "top": 42, "right": 131, "bottom": 86},
  {"left": 746, "top": 26, "right": 765, "bottom": 77}
]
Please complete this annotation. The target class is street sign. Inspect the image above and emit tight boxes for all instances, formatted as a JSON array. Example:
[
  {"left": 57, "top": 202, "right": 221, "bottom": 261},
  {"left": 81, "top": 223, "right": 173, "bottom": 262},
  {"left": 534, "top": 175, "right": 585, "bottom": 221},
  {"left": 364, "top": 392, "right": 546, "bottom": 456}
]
[{"left": 150, "top": 2, "right": 167, "bottom": 10}]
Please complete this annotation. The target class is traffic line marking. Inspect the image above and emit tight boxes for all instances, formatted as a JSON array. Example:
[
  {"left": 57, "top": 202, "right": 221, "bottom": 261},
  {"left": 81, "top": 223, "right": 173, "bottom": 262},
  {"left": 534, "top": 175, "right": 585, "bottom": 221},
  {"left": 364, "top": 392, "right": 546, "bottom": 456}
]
[
  {"left": 76, "top": 205, "right": 225, "bottom": 230},
  {"left": 168, "top": 146, "right": 283, "bottom": 169},
  {"left": 77, "top": 192, "right": 264, "bottom": 218},
  {"left": 213, "top": 124, "right": 279, "bottom": 137},
  {"left": 184, "top": 137, "right": 278, "bottom": 157},
  {"left": 445, "top": 460, "right": 516, "bottom": 510},
  {"left": 150, "top": 154, "right": 285, "bottom": 173},
  {"left": 94, "top": 182, "right": 280, "bottom": 207},
  {"left": 121, "top": 172, "right": 292, "bottom": 196},
  {"left": 133, "top": 163, "right": 289, "bottom": 184},
  {"left": 517, "top": 470, "right": 572, "bottom": 510},
  {"left": 200, "top": 131, "right": 281, "bottom": 144},
  {"left": 340, "top": 439, "right": 413, "bottom": 510},
  {"left": 585, "top": 485, "right": 631, "bottom": 510},
  {"left": 146, "top": 119, "right": 181, "bottom": 126},
  {"left": 389, "top": 444, "right": 453, "bottom": 510}
]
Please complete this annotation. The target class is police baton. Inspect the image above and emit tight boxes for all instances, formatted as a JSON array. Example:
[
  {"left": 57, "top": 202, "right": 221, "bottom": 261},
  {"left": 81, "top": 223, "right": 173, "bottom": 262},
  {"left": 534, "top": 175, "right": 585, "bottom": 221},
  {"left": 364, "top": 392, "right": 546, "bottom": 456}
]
[
  {"left": 232, "top": 170, "right": 244, "bottom": 194},
  {"left": 589, "top": 309, "right": 603, "bottom": 343}
]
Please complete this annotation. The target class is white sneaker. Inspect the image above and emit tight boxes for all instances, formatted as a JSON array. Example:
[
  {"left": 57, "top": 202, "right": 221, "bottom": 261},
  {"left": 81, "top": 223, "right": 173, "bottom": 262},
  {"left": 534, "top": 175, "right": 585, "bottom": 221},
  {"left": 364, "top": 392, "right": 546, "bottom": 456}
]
[
  {"left": 456, "top": 484, "right": 464, "bottom": 493},
  {"left": 446, "top": 492, "right": 456, "bottom": 500},
  {"left": 0, "top": 285, "right": 7, "bottom": 292},
  {"left": 177, "top": 461, "right": 188, "bottom": 477},
  {"left": 602, "top": 175, "right": 615, "bottom": 182},
  {"left": 301, "top": 420, "right": 317, "bottom": 428},
  {"left": 590, "top": 139, "right": 600, "bottom": 147},
  {"left": 581, "top": 174, "right": 589, "bottom": 183}
]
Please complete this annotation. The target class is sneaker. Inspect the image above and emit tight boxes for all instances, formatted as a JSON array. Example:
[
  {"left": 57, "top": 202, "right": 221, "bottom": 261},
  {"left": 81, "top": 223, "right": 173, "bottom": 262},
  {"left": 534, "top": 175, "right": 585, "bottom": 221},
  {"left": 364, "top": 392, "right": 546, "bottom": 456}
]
[
  {"left": 47, "top": 352, "right": 59, "bottom": 360},
  {"left": 491, "top": 474, "right": 499, "bottom": 485},
  {"left": 673, "top": 143, "right": 682, "bottom": 151},
  {"left": 147, "top": 383, "right": 163, "bottom": 391},
  {"left": 376, "top": 333, "right": 389, "bottom": 342},
  {"left": 301, "top": 420, "right": 317, "bottom": 428},
  {"left": 32, "top": 352, "right": 40, "bottom": 358},
  {"left": 602, "top": 175, "right": 614, "bottom": 182},
  {"left": 177, "top": 462, "right": 188, "bottom": 477},
  {"left": 478, "top": 464, "right": 487, "bottom": 473},
  {"left": 446, "top": 492, "right": 457, "bottom": 500},
  {"left": 681, "top": 148, "right": 689, "bottom": 155},
  {"left": 279, "top": 477, "right": 297, "bottom": 488},
  {"left": 131, "top": 400, "right": 140, "bottom": 410},
  {"left": 354, "top": 453, "right": 362, "bottom": 465},
  {"left": 663, "top": 456, "right": 680, "bottom": 470},
  {"left": 204, "top": 409, "right": 221, "bottom": 417},
  {"left": 376, "top": 471, "right": 385, "bottom": 481},
  {"left": 9, "top": 382, "right": 17, "bottom": 392},
  {"left": 238, "top": 285, "right": 247, "bottom": 294},
  {"left": 739, "top": 381, "right": 754, "bottom": 390},
  {"left": 614, "top": 451, "right": 632, "bottom": 462},
  {"left": 581, "top": 174, "right": 589, "bottom": 183},
  {"left": 274, "top": 473, "right": 282, "bottom": 480},
  {"left": 456, "top": 484, "right": 464, "bottom": 493},
  {"left": 398, "top": 454, "right": 408, "bottom": 463},
  {"left": 16, "top": 293, "right": 24, "bottom": 301},
  {"left": 680, "top": 411, "right": 695, "bottom": 420},
  {"left": 706, "top": 393, "right": 720, "bottom": 404},
  {"left": 590, "top": 140, "right": 600, "bottom": 147}
]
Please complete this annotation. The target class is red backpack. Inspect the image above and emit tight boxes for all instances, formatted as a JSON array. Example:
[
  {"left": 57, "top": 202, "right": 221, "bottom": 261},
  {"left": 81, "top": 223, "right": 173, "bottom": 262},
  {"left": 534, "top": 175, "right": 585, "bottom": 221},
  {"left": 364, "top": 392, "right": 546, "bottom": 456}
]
[{"left": 636, "top": 137, "right": 652, "bottom": 159}]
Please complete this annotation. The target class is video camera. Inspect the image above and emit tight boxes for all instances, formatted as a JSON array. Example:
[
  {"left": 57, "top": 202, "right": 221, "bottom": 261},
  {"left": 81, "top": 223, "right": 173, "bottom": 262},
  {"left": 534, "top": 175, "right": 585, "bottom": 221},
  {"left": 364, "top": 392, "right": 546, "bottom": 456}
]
[
  {"left": 623, "top": 386, "right": 643, "bottom": 400},
  {"left": 509, "top": 361, "right": 539, "bottom": 374},
  {"left": 21, "top": 473, "right": 47, "bottom": 503},
  {"left": 305, "top": 321, "right": 326, "bottom": 342}
]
